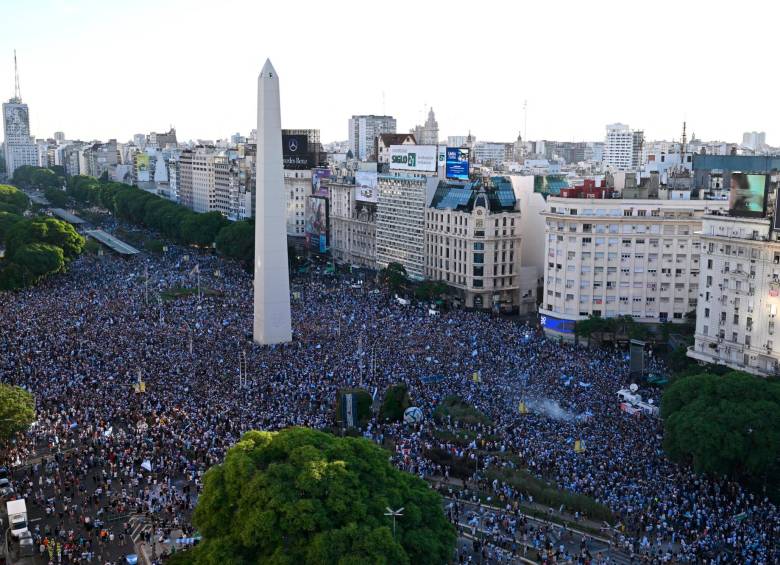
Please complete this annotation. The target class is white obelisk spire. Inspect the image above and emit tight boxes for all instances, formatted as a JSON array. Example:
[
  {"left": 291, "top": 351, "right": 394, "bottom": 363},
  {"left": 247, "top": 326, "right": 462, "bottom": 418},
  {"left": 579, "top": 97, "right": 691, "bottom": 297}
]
[{"left": 253, "top": 59, "right": 292, "bottom": 344}]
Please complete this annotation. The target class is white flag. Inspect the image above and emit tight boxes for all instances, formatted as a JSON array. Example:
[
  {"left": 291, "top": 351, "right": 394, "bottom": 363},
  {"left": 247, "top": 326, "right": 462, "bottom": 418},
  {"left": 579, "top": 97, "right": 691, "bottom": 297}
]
[
  {"left": 189, "top": 264, "right": 199, "bottom": 276},
  {"left": 141, "top": 460, "right": 152, "bottom": 472}
]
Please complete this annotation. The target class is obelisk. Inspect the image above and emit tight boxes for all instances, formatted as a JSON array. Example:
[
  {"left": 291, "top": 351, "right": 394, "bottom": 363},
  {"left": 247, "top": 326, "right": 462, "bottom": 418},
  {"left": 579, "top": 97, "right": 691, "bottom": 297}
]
[{"left": 253, "top": 59, "right": 292, "bottom": 344}]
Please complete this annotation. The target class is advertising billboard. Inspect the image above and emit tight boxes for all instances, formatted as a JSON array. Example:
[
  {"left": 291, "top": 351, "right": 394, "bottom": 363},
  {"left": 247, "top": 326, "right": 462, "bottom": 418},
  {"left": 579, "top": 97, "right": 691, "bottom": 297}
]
[
  {"left": 305, "top": 195, "right": 328, "bottom": 251},
  {"left": 136, "top": 153, "right": 151, "bottom": 182},
  {"left": 729, "top": 172, "right": 768, "bottom": 217},
  {"left": 355, "top": 171, "right": 378, "bottom": 203},
  {"left": 312, "top": 168, "right": 331, "bottom": 197},
  {"left": 446, "top": 147, "right": 470, "bottom": 180},
  {"left": 389, "top": 145, "right": 437, "bottom": 172},
  {"left": 282, "top": 134, "right": 312, "bottom": 169},
  {"left": 773, "top": 184, "right": 780, "bottom": 232},
  {"left": 539, "top": 314, "right": 575, "bottom": 334}
]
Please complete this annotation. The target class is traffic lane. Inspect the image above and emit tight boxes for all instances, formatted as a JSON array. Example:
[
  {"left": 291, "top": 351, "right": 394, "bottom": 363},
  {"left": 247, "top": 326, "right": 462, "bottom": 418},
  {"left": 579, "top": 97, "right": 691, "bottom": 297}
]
[{"left": 447, "top": 497, "right": 616, "bottom": 560}]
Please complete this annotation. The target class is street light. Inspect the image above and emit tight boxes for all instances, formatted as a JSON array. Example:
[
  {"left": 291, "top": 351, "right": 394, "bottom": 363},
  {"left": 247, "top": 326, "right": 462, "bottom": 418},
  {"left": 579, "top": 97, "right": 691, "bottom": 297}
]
[{"left": 384, "top": 507, "right": 404, "bottom": 540}]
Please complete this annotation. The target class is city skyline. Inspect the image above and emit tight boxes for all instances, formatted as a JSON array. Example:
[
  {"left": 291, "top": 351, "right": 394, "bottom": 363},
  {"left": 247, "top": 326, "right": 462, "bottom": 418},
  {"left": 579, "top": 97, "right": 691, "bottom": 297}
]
[{"left": 1, "top": 0, "right": 777, "bottom": 146}]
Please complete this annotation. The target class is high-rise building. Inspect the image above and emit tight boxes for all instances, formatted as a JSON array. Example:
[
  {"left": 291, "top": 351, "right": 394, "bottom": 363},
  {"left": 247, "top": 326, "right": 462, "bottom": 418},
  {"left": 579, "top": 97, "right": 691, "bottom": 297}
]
[
  {"left": 448, "top": 135, "right": 469, "bottom": 148},
  {"left": 177, "top": 147, "right": 220, "bottom": 213},
  {"left": 376, "top": 173, "right": 439, "bottom": 279},
  {"left": 412, "top": 108, "right": 439, "bottom": 146},
  {"left": 689, "top": 212, "right": 780, "bottom": 376},
  {"left": 53, "top": 131, "right": 65, "bottom": 143},
  {"left": 284, "top": 169, "right": 311, "bottom": 236},
  {"left": 330, "top": 176, "right": 377, "bottom": 268},
  {"left": 742, "top": 131, "right": 766, "bottom": 151},
  {"left": 539, "top": 193, "right": 728, "bottom": 340},
  {"left": 425, "top": 177, "right": 523, "bottom": 310},
  {"left": 603, "top": 123, "right": 643, "bottom": 170},
  {"left": 348, "top": 115, "right": 396, "bottom": 161},
  {"left": 3, "top": 52, "right": 37, "bottom": 177}
]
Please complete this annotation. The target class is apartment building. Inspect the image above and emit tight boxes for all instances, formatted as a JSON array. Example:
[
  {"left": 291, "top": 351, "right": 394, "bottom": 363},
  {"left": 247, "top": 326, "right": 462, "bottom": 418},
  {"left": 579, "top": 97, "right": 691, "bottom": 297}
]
[
  {"left": 689, "top": 213, "right": 780, "bottom": 376},
  {"left": 376, "top": 173, "right": 439, "bottom": 279},
  {"left": 284, "top": 169, "right": 311, "bottom": 237},
  {"left": 330, "top": 177, "right": 377, "bottom": 268},
  {"left": 424, "top": 177, "right": 523, "bottom": 310},
  {"left": 540, "top": 196, "right": 728, "bottom": 339}
]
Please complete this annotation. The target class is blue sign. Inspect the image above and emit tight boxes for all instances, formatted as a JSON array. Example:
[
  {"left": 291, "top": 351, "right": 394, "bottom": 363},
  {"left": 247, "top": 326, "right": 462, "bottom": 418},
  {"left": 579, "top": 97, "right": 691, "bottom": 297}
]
[
  {"left": 539, "top": 314, "right": 575, "bottom": 334},
  {"left": 319, "top": 234, "right": 327, "bottom": 253},
  {"left": 446, "top": 147, "right": 470, "bottom": 180}
]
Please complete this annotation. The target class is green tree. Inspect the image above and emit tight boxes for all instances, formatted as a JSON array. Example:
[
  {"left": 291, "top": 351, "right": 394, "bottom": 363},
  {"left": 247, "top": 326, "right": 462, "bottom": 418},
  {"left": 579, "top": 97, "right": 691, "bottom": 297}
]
[
  {"left": 413, "top": 280, "right": 449, "bottom": 301},
  {"left": 0, "top": 211, "right": 23, "bottom": 243},
  {"left": 11, "top": 243, "right": 65, "bottom": 283},
  {"left": 215, "top": 220, "right": 254, "bottom": 264},
  {"left": 10, "top": 165, "right": 37, "bottom": 189},
  {"left": 180, "top": 211, "right": 229, "bottom": 247},
  {"left": 379, "top": 262, "right": 407, "bottom": 293},
  {"left": 661, "top": 371, "right": 780, "bottom": 478},
  {"left": 30, "top": 168, "right": 61, "bottom": 190},
  {"left": 379, "top": 384, "right": 411, "bottom": 422},
  {"left": 0, "top": 184, "right": 29, "bottom": 215},
  {"left": 178, "top": 428, "right": 455, "bottom": 565},
  {"left": 7, "top": 217, "right": 84, "bottom": 259},
  {"left": 43, "top": 187, "right": 69, "bottom": 207},
  {"left": 0, "top": 384, "right": 35, "bottom": 445}
]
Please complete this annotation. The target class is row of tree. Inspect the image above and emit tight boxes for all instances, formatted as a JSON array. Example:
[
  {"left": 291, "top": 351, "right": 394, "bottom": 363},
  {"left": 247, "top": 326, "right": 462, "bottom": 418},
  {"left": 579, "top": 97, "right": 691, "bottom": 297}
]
[
  {"left": 11, "top": 165, "right": 66, "bottom": 191},
  {"left": 66, "top": 176, "right": 256, "bottom": 265},
  {"left": 0, "top": 184, "right": 85, "bottom": 290}
]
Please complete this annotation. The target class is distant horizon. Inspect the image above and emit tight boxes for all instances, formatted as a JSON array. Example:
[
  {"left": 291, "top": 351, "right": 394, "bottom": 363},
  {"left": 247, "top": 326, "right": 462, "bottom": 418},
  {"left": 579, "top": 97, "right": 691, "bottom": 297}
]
[{"left": 1, "top": 0, "right": 776, "bottom": 147}]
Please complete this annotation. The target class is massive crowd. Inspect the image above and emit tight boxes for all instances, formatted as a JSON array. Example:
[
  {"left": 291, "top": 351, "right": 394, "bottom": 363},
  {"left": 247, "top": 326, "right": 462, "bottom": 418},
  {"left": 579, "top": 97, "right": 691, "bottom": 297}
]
[{"left": 0, "top": 229, "right": 778, "bottom": 564}]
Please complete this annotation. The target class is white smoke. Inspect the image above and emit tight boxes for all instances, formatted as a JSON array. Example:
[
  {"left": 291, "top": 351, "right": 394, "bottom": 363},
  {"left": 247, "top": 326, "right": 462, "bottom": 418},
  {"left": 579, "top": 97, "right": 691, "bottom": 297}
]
[{"left": 524, "top": 398, "right": 587, "bottom": 422}]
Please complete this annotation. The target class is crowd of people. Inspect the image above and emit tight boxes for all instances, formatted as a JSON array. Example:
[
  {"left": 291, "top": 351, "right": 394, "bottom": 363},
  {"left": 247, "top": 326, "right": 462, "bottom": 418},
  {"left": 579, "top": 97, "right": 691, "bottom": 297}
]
[{"left": 0, "top": 225, "right": 778, "bottom": 564}]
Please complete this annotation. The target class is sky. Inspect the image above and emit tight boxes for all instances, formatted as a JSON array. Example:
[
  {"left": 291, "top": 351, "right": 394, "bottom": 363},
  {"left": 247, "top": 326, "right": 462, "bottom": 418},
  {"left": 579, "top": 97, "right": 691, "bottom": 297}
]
[{"left": 0, "top": 0, "right": 776, "bottom": 145}]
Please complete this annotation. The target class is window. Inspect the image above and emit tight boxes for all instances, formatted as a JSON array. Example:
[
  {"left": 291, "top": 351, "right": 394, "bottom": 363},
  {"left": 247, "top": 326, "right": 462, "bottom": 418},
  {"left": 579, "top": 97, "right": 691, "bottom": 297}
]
[
  {"left": 473, "top": 253, "right": 484, "bottom": 263},
  {"left": 474, "top": 242, "right": 484, "bottom": 250}
]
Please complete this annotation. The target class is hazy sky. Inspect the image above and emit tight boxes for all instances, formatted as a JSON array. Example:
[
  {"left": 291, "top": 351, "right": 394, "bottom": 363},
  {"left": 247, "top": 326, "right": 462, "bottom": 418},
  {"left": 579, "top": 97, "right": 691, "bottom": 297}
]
[{"left": 1, "top": 0, "right": 775, "bottom": 145}]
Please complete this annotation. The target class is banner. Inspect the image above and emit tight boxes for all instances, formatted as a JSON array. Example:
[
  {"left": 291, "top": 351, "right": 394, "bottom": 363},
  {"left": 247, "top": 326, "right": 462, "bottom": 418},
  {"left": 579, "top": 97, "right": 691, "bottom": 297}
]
[
  {"left": 446, "top": 147, "right": 470, "bottom": 180},
  {"left": 389, "top": 145, "right": 437, "bottom": 172},
  {"left": 282, "top": 134, "right": 312, "bottom": 170},
  {"left": 355, "top": 171, "right": 378, "bottom": 203}
]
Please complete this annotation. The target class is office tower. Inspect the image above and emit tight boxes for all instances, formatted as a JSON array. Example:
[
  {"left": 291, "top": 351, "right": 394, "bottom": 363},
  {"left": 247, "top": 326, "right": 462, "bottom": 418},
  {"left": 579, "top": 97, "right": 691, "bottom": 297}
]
[
  {"left": 348, "top": 115, "right": 396, "bottom": 161},
  {"left": 603, "top": 123, "right": 644, "bottom": 170},
  {"left": 3, "top": 51, "right": 37, "bottom": 176}
]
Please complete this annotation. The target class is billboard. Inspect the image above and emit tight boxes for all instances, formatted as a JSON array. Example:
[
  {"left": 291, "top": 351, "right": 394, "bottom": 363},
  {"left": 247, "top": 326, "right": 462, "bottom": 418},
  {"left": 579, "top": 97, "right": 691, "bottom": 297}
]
[
  {"left": 539, "top": 314, "right": 575, "bottom": 334},
  {"left": 305, "top": 195, "right": 328, "bottom": 250},
  {"left": 446, "top": 147, "right": 470, "bottom": 180},
  {"left": 282, "top": 134, "right": 312, "bottom": 169},
  {"left": 389, "top": 145, "right": 437, "bottom": 172},
  {"left": 355, "top": 171, "right": 378, "bottom": 203},
  {"left": 312, "top": 168, "right": 331, "bottom": 197},
  {"left": 136, "top": 153, "right": 151, "bottom": 182},
  {"left": 774, "top": 183, "right": 780, "bottom": 231},
  {"left": 729, "top": 172, "right": 767, "bottom": 217}
]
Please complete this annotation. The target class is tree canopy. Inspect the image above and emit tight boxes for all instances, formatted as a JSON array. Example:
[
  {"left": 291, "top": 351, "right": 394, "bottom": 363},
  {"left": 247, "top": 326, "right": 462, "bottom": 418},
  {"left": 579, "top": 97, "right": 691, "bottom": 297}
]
[
  {"left": 177, "top": 427, "right": 455, "bottom": 565},
  {"left": 216, "top": 220, "right": 254, "bottom": 265},
  {"left": 661, "top": 371, "right": 780, "bottom": 478},
  {"left": 0, "top": 217, "right": 84, "bottom": 290},
  {"left": 0, "top": 184, "right": 29, "bottom": 215},
  {"left": 0, "top": 384, "right": 35, "bottom": 444},
  {"left": 379, "top": 262, "right": 407, "bottom": 293},
  {"left": 11, "top": 165, "right": 64, "bottom": 191}
]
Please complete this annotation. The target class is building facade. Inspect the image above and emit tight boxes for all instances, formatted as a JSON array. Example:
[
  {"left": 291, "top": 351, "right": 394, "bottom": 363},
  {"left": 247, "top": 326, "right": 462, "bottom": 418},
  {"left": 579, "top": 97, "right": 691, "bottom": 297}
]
[
  {"left": 411, "top": 108, "right": 439, "bottom": 146},
  {"left": 284, "top": 169, "right": 311, "bottom": 237},
  {"left": 603, "top": 123, "right": 643, "bottom": 170},
  {"left": 376, "top": 173, "right": 438, "bottom": 279},
  {"left": 425, "top": 177, "right": 522, "bottom": 310},
  {"left": 540, "top": 196, "right": 728, "bottom": 339},
  {"left": 3, "top": 99, "right": 37, "bottom": 176},
  {"left": 330, "top": 178, "right": 377, "bottom": 268},
  {"left": 689, "top": 213, "right": 780, "bottom": 376},
  {"left": 348, "top": 115, "right": 396, "bottom": 161}
]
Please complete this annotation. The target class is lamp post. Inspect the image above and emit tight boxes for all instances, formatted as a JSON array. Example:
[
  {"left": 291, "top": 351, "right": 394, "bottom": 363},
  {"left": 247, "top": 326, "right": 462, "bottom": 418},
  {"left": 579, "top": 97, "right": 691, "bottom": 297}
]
[{"left": 384, "top": 507, "right": 404, "bottom": 540}]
